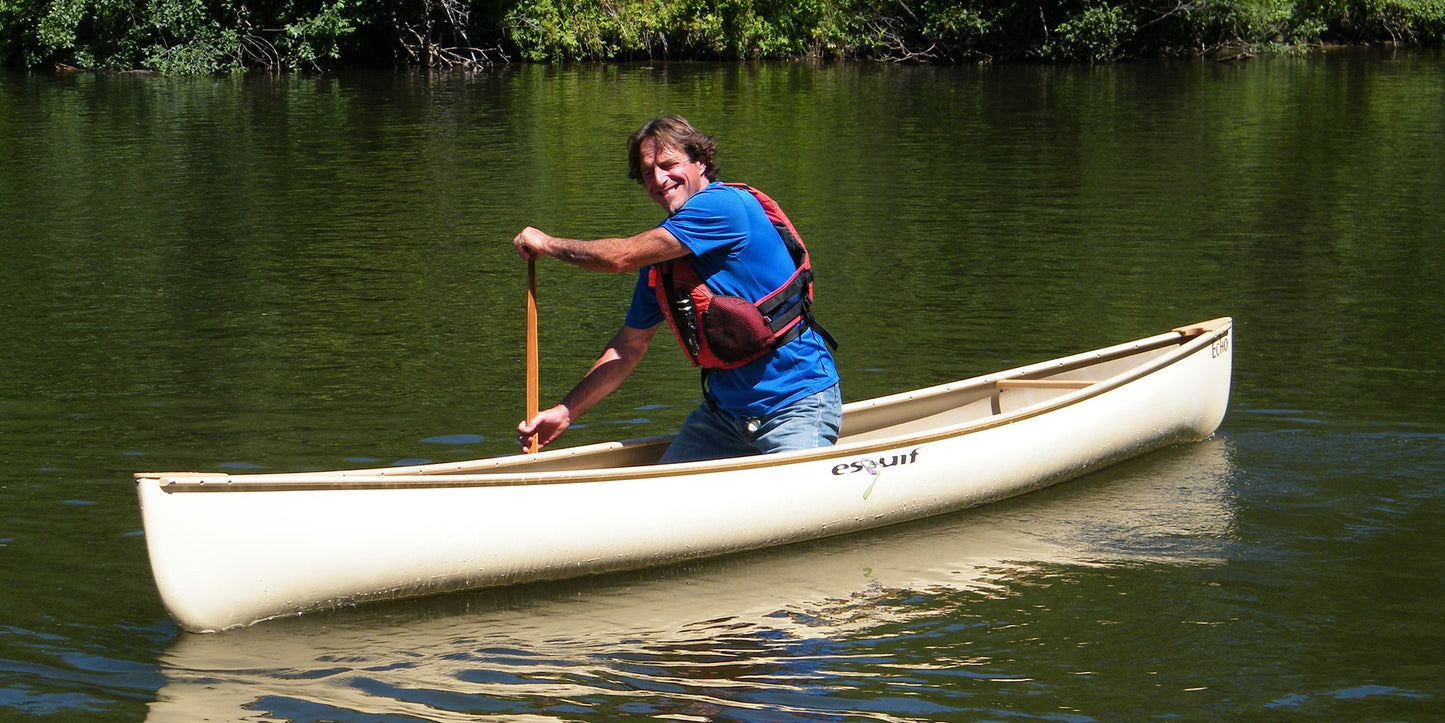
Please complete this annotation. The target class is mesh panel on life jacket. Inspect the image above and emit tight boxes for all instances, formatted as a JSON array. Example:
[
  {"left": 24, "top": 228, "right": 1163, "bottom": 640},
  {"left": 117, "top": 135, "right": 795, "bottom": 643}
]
[{"left": 701, "top": 295, "right": 775, "bottom": 364}]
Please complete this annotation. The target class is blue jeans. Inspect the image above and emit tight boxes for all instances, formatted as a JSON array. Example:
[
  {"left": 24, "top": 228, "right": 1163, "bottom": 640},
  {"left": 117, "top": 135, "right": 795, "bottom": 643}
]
[{"left": 659, "top": 384, "right": 842, "bottom": 464}]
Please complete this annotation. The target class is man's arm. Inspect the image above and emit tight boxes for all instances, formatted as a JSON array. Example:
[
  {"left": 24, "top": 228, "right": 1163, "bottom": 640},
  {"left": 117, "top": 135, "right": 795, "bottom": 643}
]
[
  {"left": 513, "top": 226, "right": 687, "bottom": 273},
  {"left": 517, "top": 323, "right": 658, "bottom": 451}
]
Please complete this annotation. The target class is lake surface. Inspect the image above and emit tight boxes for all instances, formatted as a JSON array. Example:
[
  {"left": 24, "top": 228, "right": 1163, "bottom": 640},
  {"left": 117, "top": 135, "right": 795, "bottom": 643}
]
[{"left": 2, "top": 50, "right": 1442, "bottom": 720}]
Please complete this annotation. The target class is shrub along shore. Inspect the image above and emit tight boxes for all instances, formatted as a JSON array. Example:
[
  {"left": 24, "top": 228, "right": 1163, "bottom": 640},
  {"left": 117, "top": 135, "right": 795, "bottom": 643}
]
[{"left": 4, "top": 0, "right": 1442, "bottom": 73}]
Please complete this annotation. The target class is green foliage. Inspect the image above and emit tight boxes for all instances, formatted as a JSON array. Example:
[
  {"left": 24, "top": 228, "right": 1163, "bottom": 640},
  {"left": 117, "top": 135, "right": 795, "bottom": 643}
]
[
  {"left": 1221, "top": 0, "right": 1302, "bottom": 42},
  {"left": 278, "top": 0, "right": 354, "bottom": 67},
  {"left": 3, "top": 0, "right": 357, "bottom": 71},
  {"left": 926, "top": 1, "right": 997, "bottom": 46},
  {"left": 502, "top": 0, "right": 847, "bottom": 61},
  {"left": 0, "top": 0, "right": 1441, "bottom": 69},
  {"left": 23, "top": 0, "right": 139, "bottom": 67},
  {"left": 139, "top": 0, "right": 240, "bottom": 73},
  {"left": 503, "top": 0, "right": 606, "bottom": 60},
  {"left": 1144, "top": 0, "right": 1443, "bottom": 49},
  {"left": 1044, "top": 2, "right": 1136, "bottom": 60},
  {"left": 36, "top": 0, "right": 82, "bottom": 51},
  {"left": 1341, "top": 0, "right": 1445, "bottom": 42}
]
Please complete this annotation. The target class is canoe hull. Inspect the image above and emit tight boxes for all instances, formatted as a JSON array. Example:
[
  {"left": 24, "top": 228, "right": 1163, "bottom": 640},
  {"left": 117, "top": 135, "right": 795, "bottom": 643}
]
[{"left": 137, "top": 318, "right": 1233, "bottom": 632}]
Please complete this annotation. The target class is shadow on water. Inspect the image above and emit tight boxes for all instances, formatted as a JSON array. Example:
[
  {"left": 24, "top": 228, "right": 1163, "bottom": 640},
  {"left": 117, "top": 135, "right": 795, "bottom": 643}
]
[{"left": 146, "top": 439, "right": 1235, "bottom": 720}]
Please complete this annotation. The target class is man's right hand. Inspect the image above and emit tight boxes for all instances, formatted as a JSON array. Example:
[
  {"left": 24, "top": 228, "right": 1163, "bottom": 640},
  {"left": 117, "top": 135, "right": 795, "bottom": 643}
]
[
  {"left": 513, "top": 226, "right": 552, "bottom": 261},
  {"left": 517, "top": 404, "right": 572, "bottom": 452}
]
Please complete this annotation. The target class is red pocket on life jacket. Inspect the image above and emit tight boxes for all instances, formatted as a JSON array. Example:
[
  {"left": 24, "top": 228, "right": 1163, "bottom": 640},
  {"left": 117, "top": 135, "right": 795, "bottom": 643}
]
[{"left": 702, "top": 295, "right": 775, "bottom": 364}]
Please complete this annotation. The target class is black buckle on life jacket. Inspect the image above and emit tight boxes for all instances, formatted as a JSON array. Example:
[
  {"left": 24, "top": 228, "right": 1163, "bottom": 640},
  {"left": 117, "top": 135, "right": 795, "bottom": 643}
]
[{"left": 658, "top": 262, "right": 702, "bottom": 362}]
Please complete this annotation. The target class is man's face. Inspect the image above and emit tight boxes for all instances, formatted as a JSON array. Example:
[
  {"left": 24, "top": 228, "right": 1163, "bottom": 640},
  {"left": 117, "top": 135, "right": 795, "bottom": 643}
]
[{"left": 637, "top": 136, "right": 709, "bottom": 214}]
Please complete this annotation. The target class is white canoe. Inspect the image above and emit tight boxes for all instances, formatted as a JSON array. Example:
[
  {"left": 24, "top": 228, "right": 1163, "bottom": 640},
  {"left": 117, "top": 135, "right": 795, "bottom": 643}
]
[{"left": 136, "top": 317, "right": 1233, "bottom": 632}]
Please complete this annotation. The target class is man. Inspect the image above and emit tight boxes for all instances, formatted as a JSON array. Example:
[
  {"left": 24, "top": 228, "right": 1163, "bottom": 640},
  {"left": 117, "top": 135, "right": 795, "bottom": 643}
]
[{"left": 513, "top": 115, "right": 840, "bottom": 463}]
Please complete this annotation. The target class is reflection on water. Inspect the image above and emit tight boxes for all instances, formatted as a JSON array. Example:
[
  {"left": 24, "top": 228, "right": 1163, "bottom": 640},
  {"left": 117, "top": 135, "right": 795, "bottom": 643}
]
[{"left": 149, "top": 439, "right": 1234, "bottom": 720}]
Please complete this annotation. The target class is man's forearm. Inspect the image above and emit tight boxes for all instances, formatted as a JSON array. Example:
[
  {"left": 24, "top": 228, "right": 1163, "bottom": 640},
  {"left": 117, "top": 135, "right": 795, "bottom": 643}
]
[
  {"left": 544, "top": 236, "right": 642, "bottom": 274},
  {"left": 519, "top": 226, "right": 687, "bottom": 273},
  {"left": 557, "top": 325, "right": 656, "bottom": 421}
]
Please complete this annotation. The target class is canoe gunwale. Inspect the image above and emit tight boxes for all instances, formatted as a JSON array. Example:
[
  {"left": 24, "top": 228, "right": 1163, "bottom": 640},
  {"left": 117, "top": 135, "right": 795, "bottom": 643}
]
[{"left": 136, "top": 318, "right": 1231, "bottom": 494}]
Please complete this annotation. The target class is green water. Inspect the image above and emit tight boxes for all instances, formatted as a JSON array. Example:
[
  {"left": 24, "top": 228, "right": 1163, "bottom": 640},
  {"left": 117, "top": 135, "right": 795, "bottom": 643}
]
[{"left": 2, "top": 51, "right": 1442, "bottom": 720}]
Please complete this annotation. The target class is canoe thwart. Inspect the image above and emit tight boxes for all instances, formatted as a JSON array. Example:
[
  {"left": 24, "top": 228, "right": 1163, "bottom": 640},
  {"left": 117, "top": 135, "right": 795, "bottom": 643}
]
[{"left": 994, "top": 379, "right": 1097, "bottom": 390}]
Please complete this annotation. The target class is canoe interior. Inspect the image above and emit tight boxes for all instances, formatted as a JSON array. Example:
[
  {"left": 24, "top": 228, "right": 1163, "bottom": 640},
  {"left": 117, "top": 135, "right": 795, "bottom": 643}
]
[{"left": 137, "top": 318, "right": 1229, "bottom": 486}]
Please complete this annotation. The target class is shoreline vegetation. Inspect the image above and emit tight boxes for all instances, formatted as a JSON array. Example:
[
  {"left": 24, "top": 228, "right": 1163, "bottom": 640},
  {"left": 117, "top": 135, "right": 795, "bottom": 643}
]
[{"left": 3, "top": 0, "right": 1441, "bottom": 74}]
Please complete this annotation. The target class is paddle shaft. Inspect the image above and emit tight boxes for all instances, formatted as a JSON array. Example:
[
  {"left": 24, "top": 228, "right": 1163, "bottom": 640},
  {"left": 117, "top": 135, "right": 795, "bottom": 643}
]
[{"left": 526, "top": 259, "right": 540, "bottom": 454}]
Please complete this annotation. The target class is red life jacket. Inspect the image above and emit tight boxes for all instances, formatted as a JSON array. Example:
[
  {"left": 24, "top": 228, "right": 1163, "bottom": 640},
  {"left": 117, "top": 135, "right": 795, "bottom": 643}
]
[{"left": 649, "top": 183, "right": 837, "bottom": 370}]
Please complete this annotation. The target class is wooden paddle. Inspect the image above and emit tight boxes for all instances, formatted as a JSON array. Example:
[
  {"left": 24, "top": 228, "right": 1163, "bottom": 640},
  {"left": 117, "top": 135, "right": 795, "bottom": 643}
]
[{"left": 525, "top": 258, "right": 540, "bottom": 454}]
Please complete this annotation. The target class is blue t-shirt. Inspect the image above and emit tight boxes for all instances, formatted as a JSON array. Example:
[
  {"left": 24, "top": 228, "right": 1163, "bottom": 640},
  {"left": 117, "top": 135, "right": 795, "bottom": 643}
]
[{"left": 624, "top": 182, "right": 838, "bottom": 416}]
